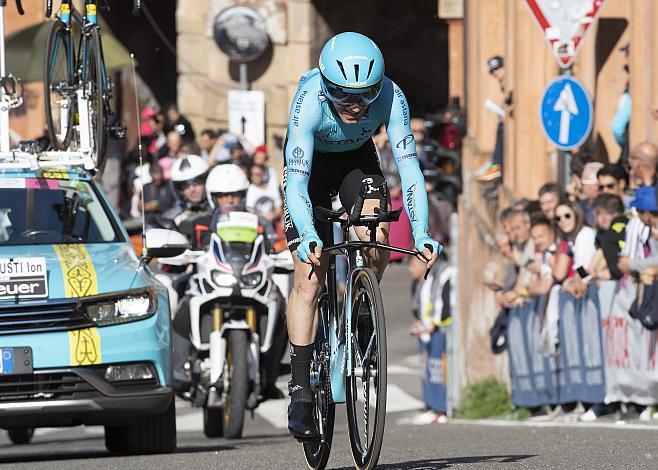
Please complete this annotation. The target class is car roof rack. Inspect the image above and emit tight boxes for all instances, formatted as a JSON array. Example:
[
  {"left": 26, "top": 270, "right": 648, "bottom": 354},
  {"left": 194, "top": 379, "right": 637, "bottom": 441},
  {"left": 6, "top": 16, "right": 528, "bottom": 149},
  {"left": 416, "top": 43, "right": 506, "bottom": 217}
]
[{"left": 0, "top": 149, "right": 96, "bottom": 173}]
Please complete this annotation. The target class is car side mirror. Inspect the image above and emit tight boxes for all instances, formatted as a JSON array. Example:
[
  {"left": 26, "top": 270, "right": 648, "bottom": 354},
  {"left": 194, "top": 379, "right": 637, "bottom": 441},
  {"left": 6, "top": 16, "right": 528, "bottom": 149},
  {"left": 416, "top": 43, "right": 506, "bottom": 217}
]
[{"left": 143, "top": 228, "right": 189, "bottom": 260}]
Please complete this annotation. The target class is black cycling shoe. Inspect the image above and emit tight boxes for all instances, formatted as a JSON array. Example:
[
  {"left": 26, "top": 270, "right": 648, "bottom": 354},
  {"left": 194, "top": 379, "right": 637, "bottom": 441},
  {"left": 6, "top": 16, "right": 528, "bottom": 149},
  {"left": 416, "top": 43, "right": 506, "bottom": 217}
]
[{"left": 288, "top": 400, "right": 319, "bottom": 441}]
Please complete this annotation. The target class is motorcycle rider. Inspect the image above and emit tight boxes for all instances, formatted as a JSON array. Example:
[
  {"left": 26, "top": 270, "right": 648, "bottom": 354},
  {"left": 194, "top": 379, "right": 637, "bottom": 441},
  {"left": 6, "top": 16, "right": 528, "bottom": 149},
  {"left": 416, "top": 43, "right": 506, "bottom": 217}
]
[
  {"left": 172, "top": 164, "right": 287, "bottom": 400},
  {"left": 163, "top": 154, "right": 210, "bottom": 227}
]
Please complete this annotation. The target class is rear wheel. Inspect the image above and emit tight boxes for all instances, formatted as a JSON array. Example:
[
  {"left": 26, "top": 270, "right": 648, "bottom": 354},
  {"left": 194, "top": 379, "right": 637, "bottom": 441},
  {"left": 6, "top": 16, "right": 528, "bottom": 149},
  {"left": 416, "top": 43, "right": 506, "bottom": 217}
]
[
  {"left": 302, "top": 295, "right": 335, "bottom": 470},
  {"left": 345, "top": 268, "right": 387, "bottom": 470},
  {"left": 82, "top": 25, "right": 108, "bottom": 168},
  {"left": 223, "top": 329, "right": 249, "bottom": 439},
  {"left": 43, "top": 20, "right": 74, "bottom": 150},
  {"left": 8, "top": 428, "right": 34, "bottom": 445}
]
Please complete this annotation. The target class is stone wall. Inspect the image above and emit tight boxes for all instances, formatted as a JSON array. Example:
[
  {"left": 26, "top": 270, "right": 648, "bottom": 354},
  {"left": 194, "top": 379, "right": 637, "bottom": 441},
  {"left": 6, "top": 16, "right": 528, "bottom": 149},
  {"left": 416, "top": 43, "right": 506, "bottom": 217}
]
[{"left": 176, "top": 0, "right": 316, "bottom": 169}]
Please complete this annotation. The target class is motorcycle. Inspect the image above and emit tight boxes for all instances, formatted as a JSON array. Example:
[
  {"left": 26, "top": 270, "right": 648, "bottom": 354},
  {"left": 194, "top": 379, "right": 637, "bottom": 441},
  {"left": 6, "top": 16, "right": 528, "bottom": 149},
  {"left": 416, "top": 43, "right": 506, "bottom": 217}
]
[{"left": 164, "top": 211, "right": 293, "bottom": 438}]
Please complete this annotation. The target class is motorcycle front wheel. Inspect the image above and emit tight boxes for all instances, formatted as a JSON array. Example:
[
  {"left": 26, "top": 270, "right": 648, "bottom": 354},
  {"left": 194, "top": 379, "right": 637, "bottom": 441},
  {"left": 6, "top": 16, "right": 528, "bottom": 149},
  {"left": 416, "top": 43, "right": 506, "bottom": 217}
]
[{"left": 223, "top": 329, "right": 249, "bottom": 439}]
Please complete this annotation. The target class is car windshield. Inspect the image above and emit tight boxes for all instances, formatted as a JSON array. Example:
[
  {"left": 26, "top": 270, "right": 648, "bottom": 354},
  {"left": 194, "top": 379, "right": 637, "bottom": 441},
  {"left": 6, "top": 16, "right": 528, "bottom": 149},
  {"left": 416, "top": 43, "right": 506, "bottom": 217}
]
[{"left": 0, "top": 177, "right": 121, "bottom": 245}]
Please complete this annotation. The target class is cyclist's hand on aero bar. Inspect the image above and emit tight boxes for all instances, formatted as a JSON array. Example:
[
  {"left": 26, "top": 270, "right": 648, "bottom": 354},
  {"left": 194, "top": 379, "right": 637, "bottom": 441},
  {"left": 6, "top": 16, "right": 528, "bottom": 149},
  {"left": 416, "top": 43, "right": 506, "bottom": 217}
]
[
  {"left": 297, "top": 232, "right": 323, "bottom": 266},
  {"left": 414, "top": 235, "right": 442, "bottom": 269}
]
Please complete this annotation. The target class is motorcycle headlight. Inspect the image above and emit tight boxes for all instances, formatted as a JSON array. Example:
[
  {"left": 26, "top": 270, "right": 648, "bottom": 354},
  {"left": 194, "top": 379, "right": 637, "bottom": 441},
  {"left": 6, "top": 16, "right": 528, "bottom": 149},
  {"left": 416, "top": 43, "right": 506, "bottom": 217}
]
[
  {"left": 240, "top": 272, "right": 263, "bottom": 288},
  {"left": 81, "top": 288, "right": 157, "bottom": 326},
  {"left": 211, "top": 270, "right": 238, "bottom": 287}
]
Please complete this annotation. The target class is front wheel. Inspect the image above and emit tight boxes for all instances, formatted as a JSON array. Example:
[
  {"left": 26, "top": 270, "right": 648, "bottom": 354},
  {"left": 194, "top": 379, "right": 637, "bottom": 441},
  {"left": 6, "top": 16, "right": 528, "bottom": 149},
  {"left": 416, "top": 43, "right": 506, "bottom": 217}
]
[
  {"left": 345, "top": 268, "right": 387, "bottom": 470},
  {"left": 223, "top": 329, "right": 249, "bottom": 439},
  {"left": 82, "top": 25, "right": 109, "bottom": 169},
  {"left": 8, "top": 428, "right": 34, "bottom": 445},
  {"left": 43, "top": 20, "right": 74, "bottom": 150}
]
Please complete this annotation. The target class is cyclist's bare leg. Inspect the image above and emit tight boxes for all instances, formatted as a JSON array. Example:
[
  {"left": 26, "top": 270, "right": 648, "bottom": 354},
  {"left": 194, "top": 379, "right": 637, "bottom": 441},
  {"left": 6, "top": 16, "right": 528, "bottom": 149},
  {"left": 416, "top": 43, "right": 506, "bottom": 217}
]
[
  {"left": 287, "top": 252, "right": 328, "bottom": 345},
  {"left": 352, "top": 198, "right": 391, "bottom": 280}
]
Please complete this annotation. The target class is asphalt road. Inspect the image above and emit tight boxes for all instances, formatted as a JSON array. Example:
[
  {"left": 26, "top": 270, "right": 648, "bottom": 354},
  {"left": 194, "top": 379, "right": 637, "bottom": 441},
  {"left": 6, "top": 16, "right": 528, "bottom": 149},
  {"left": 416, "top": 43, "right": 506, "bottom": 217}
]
[{"left": 2, "top": 263, "right": 658, "bottom": 470}]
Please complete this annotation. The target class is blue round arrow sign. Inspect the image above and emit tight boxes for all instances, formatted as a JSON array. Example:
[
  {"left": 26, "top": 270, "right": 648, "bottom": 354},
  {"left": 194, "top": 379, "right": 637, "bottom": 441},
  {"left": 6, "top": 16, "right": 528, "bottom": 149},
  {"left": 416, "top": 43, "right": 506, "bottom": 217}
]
[{"left": 540, "top": 76, "right": 593, "bottom": 151}]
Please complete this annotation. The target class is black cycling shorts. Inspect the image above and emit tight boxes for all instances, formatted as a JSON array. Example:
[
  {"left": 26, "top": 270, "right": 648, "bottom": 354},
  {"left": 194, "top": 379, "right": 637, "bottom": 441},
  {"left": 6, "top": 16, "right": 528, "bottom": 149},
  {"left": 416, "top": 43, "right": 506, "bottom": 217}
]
[{"left": 282, "top": 139, "right": 390, "bottom": 252}]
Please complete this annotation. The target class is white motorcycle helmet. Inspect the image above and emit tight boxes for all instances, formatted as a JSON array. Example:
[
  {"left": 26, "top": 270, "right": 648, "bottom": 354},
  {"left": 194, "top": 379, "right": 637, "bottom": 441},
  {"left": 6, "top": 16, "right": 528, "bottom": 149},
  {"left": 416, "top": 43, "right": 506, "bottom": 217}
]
[
  {"left": 170, "top": 155, "right": 209, "bottom": 195},
  {"left": 206, "top": 163, "right": 250, "bottom": 208}
]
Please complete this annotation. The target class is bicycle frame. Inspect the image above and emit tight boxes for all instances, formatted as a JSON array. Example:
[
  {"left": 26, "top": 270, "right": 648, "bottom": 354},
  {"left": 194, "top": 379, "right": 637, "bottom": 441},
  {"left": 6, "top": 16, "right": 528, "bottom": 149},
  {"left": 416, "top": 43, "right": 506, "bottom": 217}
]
[{"left": 318, "top": 214, "right": 421, "bottom": 405}]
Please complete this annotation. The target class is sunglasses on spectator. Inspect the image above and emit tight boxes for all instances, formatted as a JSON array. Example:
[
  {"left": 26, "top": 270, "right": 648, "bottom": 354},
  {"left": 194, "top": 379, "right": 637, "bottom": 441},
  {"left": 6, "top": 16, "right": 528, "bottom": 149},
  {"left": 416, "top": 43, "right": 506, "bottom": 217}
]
[
  {"left": 598, "top": 183, "right": 617, "bottom": 191},
  {"left": 554, "top": 213, "right": 573, "bottom": 222}
]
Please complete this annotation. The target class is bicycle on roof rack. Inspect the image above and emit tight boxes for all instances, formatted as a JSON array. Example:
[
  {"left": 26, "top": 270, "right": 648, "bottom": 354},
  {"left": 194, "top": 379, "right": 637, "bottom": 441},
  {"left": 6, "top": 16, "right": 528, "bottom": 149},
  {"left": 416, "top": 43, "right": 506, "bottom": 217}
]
[
  {"left": 300, "top": 180, "right": 433, "bottom": 470},
  {"left": 42, "top": 0, "right": 141, "bottom": 171}
]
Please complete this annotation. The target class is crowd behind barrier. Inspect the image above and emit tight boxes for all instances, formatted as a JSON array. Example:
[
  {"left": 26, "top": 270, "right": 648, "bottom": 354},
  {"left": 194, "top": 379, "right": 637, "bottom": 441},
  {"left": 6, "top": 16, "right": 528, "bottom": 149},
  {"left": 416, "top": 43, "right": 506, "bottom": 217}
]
[
  {"left": 482, "top": 141, "right": 658, "bottom": 420},
  {"left": 508, "top": 279, "right": 658, "bottom": 409}
]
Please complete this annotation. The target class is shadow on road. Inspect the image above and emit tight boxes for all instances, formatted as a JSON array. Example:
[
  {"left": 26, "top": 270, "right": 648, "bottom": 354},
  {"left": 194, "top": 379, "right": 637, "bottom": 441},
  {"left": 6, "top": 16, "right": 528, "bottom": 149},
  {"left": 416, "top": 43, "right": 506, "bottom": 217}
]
[{"left": 334, "top": 454, "right": 536, "bottom": 469}]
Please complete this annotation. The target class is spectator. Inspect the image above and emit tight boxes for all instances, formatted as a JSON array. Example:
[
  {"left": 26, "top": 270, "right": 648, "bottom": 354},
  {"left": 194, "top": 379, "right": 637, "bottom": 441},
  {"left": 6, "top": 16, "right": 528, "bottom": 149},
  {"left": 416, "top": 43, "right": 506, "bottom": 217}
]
[
  {"left": 200, "top": 129, "right": 218, "bottom": 161},
  {"left": 500, "top": 209, "right": 535, "bottom": 308},
  {"left": 475, "top": 55, "right": 511, "bottom": 183},
  {"left": 597, "top": 164, "right": 632, "bottom": 210},
  {"left": 157, "top": 130, "right": 185, "bottom": 180},
  {"left": 618, "top": 185, "right": 658, "bottom": 275},
  {"left": 590, "top": 194, "right": 627, "bottom": 280},
  {"left": 246, "top": 163, "right": 283, "bottom": 226},
  {"left": 483, "top": 231, "right": 517, "bottom": 294},
  {"left": 251, "top": 144, "right": 280, "bottom": 190},
  {"left": 141, "top": 163, "right": 176, "bottom": 226},
  {"left": 628, "top": 142, "right": 658, "bottom": 188},
  {"left": 408, "top": 253, "right": 452, "bottom": 425},
  {"left": 580, "top": 162, "right": 604, "bottom": 225},
  {"left": 554, "top": 200, "right": 596, "bottom": 297},
  {"left": 566, "top": 151, "right": 592, "bottom": 202},
  {"left": 163, "top": 102, "right": 195, "bottom": 143},
  {"left": 611, "top": 43, "right": 631, "bottom": 165},
  {"left": 526, "top": 215, "right": 557, "bottom": 296},
  {"left": 538, "top": 183, "right": 561, "bottom": 220}
]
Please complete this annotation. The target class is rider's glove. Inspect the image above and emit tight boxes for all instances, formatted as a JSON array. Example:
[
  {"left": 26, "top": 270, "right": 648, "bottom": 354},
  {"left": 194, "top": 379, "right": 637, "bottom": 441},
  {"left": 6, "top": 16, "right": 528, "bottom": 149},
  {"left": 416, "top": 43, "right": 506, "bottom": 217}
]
[
  {"left": 414, "top": 234, "right": 442, "bottom": 258},
  {"left": 296, "top": 231, "right": 323, "bottom": 263}
]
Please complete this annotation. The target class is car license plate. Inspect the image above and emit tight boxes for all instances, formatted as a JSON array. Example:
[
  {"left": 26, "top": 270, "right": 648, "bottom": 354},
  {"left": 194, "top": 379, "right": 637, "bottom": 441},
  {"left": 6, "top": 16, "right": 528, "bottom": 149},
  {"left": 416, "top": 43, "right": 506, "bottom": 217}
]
[{"left": 0, "top": 347, "right": 33, "bottom": 375}]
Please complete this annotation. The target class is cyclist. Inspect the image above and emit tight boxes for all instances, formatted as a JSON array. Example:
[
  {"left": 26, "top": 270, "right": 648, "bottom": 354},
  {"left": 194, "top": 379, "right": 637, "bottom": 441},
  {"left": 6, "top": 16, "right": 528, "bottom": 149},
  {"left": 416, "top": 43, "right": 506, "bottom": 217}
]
[{"left": 283, "top": 31, "right": 441, "bottom": 440}]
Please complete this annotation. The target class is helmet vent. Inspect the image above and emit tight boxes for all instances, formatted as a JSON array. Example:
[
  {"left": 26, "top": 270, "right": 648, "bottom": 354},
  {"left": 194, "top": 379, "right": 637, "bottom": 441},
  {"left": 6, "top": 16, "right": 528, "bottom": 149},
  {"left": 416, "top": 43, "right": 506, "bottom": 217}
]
[
  {"left": 366, "top": 60, "right": 375, "bottom": 80},
  {"left": 336, "top": 60, "right": 348, "bottom": 81},
  {"left": 354, "top": 64, "right": 360, "bottom": 81},
  {"left": 180, "top": 158, "right": 191, "bottom": 171}
]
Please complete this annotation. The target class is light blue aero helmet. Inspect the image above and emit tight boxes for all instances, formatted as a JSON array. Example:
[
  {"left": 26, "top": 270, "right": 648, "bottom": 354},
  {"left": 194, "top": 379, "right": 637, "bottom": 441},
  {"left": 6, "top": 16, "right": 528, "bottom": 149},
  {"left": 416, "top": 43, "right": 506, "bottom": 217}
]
[{"left": 318, "top": 32, "right": 385, "bottom": 106}]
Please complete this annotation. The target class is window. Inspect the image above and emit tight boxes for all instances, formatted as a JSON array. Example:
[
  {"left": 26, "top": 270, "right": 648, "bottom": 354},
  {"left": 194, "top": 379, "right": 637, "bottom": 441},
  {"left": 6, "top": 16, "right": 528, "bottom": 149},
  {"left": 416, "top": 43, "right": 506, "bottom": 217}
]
[{"left": 0, "top": 179, "right": 121, "bottom": 245}]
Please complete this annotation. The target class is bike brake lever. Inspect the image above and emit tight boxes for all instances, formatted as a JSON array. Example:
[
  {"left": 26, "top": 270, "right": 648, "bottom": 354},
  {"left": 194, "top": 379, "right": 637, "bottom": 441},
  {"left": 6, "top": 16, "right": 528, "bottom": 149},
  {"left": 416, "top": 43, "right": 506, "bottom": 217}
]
[{"left": 308, "top": 265, "right": 314, "bottom": 281}]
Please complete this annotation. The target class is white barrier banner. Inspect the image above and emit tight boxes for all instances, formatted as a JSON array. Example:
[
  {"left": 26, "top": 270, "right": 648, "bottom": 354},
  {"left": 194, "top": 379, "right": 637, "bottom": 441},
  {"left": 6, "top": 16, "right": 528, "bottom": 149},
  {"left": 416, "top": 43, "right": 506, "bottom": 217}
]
[{"left": 599, "top": 279, "right": 658, "bottom": 405}]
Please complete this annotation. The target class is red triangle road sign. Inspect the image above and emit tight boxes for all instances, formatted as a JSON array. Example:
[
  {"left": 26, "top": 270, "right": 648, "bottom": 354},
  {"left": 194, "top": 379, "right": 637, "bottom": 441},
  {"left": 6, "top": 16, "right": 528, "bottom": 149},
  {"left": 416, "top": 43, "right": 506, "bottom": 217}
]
[{"left": 523, "top": 0, "right": 609, "bottom": 69}]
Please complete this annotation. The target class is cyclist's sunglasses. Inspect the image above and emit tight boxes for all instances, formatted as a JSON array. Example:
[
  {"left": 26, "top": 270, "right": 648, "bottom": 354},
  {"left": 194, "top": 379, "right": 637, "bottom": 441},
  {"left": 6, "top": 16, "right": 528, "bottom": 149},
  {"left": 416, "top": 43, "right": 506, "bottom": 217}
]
[
  {"left": 324, "top": 81, "right": 382, "bottom": 106},
  {"left": 173, "top": 175, "right": 205, "bottom": 192}
]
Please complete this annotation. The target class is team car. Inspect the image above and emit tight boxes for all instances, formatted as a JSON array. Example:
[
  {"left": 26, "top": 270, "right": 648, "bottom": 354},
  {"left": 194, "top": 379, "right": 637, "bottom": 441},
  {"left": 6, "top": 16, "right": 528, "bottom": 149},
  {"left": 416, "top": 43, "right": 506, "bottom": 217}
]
[{"left": 0, "top": 161, "right": 187, "bottom": 454}]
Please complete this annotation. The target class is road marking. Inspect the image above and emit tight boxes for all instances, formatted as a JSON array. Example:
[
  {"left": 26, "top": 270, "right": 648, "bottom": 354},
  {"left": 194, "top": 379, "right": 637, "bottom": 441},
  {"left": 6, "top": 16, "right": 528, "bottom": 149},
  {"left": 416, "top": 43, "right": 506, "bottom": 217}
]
[
  {"left": 387, "top": 364, "right": 420, "bottom": 376},
  {"left": 176, "top": 409, "right": 203, "bottom": 432},
  {"left": 357, "top": 383, "right": 425, "bottom": 413},
  {"left": 256, "top": 398, "right": 288, "bottom": 429}
]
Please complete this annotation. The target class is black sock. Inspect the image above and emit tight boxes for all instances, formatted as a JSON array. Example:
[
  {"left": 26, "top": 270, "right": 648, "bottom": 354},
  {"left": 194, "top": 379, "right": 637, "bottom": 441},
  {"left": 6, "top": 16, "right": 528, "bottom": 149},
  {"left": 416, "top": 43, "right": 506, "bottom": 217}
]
[{"left": 289, "top": 342, "right": 314, "bottom": 403}]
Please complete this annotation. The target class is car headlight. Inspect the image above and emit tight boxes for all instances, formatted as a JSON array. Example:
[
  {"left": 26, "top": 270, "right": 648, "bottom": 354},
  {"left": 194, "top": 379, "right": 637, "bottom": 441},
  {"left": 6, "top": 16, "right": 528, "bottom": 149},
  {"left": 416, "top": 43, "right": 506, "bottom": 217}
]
[
  {"left": 81, "top": 288, "right": 157, "bottom": 326},
  {"left": 212, "top": 270, "right": 237, "bottom": 287},
  {"left": 240, "top": 272, "right": 263, "bottom": 288}
]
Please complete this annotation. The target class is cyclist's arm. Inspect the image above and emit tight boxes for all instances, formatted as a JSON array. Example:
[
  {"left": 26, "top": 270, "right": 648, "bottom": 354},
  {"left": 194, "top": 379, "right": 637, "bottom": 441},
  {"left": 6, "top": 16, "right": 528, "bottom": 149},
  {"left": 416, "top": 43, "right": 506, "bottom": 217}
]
[
  {"left": 284, "top": 84, "right": 319, "bottom": 242},
  {"left": 383, "top": 82, "right": 431, "bottom": 242}
]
